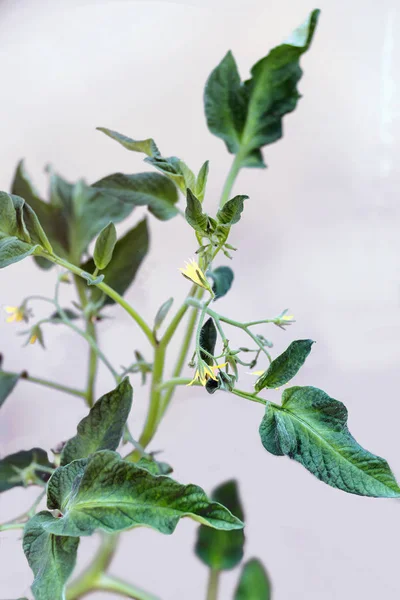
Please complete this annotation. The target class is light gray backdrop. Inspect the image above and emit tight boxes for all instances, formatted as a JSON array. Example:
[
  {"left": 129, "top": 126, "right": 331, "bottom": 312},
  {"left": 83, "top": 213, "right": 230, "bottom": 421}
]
[{"left": 1, "top": 0, "right": 400, "bottom": 598}]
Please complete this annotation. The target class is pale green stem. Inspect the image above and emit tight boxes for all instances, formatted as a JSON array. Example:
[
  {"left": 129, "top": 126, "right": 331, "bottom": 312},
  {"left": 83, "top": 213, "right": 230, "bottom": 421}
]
[
  {"left": 66, "top": 534, "right": 119, "bottom": 600},
  {"left": 43, "top": 253, "right": 156, "bottom": 348},
  {"left": 74, "top": 274, "right": 99, "bottom": 407},
  {"left": 206, "top": 569, "right": 220, "bottom": 600},
  {"left": 219, "top": 153, "right": 243, "bottom": 208},
  {"left": 3, "top": 371, "right": 86, "bottom": 399},
  {"left": 0, "top": 522, "right": 25, "bottom": 532},
  {"left": 96, "top": 574, "right": 160, "bottom": 600}
]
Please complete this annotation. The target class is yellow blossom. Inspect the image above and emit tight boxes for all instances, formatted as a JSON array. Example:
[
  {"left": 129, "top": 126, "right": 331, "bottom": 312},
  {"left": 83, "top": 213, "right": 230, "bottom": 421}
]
[
  {"left": 29, "top": 333, "right": 38, "bottom": 345},
  {"left": 179, "top": 259, "right": 211, "bottom": 292},
  {"left": 282, "top": 314, "right": 295, "bottom": 321},
  {"left": 248, "top": 370, "right": 265, "bottom": 376},
  {"left": 188, "top": 361, "right": 228, "bottom": 387},
  {"left": 4, "top": 306, "right": 25, "bottom": 323}
]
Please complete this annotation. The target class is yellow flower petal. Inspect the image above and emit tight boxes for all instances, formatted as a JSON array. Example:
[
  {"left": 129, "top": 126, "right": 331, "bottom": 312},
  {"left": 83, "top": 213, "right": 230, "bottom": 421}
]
[
  {"left": 179, "top": 259, "right": 210, "bottom": 291},
  {"left": 247, "top": 370, "right": 265, "bottom": 376},
  {"left": 29, "top": 334, "right": 38, "bottom": 345}
]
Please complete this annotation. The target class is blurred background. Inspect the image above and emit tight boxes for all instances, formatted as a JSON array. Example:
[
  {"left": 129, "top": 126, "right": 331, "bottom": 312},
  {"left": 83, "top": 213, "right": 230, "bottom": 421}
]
[{"left": 1, "top": 0, "right": 400, "bottom": 598}]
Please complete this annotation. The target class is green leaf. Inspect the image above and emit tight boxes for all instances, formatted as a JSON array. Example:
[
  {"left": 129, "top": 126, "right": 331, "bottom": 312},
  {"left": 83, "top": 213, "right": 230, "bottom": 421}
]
[
  {"left": 0, "top": 193, "right": 53, "bottom": 268},
  {"left": 60, "top": 378, "right": 133, "bottom": 466},
  {"left": 0, "top": 448, "right": 53, "bottom": 493},
  {"left": 83, "top": 218, "right": 149, "bottom": 306},
  {"left": 195, "top": 480, "right": 245, "bottom": 570},
  {"left": 23, "top": 512, "right": 79, "bottom": 600},
  {"left": 204, "top": 10, "right": 320, "bottom": 168},
  {"left": 208, "top": 266, "right": 234, "bottom": 300},
  {"left": 97, "top": 127, "right": 160, "bottom": 157},
  {"left": 92, "top": 172, "right": 179, "bottom": 221},
  {"left": 145, "top": 156, "right": 196, "bottom": 195},
  {"left": 45, "top": 450, "right": 243, "bottom": 536},
  {"left": 259, "top": 386, "right": 400, "bottom": 497},
  {"left": 153, "top": 297, "right": 174, "bottom": 333},
  {"left": 70, "top": 180, "right": 134, "bottom": 258},
  {"left": 136, "top": 455, "right": 173, "bottom": 476},
  {"left": 93, "top": 222, "right": 117, "bottom": 270},
  {"left": 200, "top": 317, "right": 217, "bottom": 365},
  {"left": 185, "top": 189, "right": 214, "bottom": 235},
  {"left": 255, "top": 339, "right": 314, "bottom": 392},
  {"left": 234, "top": 558, "right": 271, "bottom": 600},
  {"left": 0, "top": 370, "right": 20, "bottom": 409},
  {"left": 195, "top": 160, "right": 210, "bottom": 201},
  {"left": 11, "top": 161, "right": 68, "bottom": 264},
  {"left": 217, "top": 195, "right": 247, "bottom": 226}
]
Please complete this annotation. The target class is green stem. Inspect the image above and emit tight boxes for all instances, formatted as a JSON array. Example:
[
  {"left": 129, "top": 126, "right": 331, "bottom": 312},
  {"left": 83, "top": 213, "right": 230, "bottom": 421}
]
[
  {"left": 44, "top": 253, "right": 156, "bottom": 348},
  {"left": 231, "top": 388, "right": 266, "bottom": 405},
  {"left": 158, "top": 288, "right": 204, "bottom": 419},
  {"left": 157, "top": 377, "right": 194, "bottom": 391},
  {"left": 66, "top": 534, "right": 119, "bottom": 600},
  {"left": 137, "top": 344, "right": 166, "bottom": 450},
  {"left": 74, "top": 274, "right": 99, "bottom": 407},
  {"left": 96, "top": 574, "right": 160, "bottom": 600},
  {"left": 15, "top": 372, "right": 86, "bottom": 399},
  {"left": 0, "top": 522, "right": 25, "bottom": 532},
  {"left": 219, "top": 153, "right": 243, "bottom": 208},
  {"left": 206, "top": 569, "right": 220, "bottom": 600}
]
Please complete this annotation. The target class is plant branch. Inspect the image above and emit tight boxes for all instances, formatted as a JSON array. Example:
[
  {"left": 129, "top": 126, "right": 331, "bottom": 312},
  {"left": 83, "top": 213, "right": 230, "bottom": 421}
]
[
  {"left": 43, "top": 253, "right": 156, "bottom": 348},
  {"left": 96, "top": 574, "right": 161, "bottom": 600},
  {"left": 6, "top": 371, "right": 86, "bottom": 399}
]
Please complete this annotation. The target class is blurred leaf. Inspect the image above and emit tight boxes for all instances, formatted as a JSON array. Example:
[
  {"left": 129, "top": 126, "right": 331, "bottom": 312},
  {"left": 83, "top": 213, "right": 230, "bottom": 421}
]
[
  {"left": 255, "top": 339, "right": 314, "bottom": 392},
  {"left": 61, "top": 378, "right": 133, "bottom": 466},
  {"left": 23, "top": 512, "right": 79, "bottom": 600},
  {"left": 0, "top": 370, "right": 20, "bottom": 409},
  {"left": 0, "top": 448, "right": 53, "bottom": 493},
  {"left": 208, "top": 266, "right": 234, "bottom": 300},
  {"left": 44, "top": 450, "right": 244, "bottom": 536},
  {"left": 83, "top": 218, "right": 149, "bottom": 306},
  {"left": 234, "top": 558, "right": 271, "bottom": 600},
  {"left": 136, "top": 455, "right": 173, "bottom": 476},
  {"left": 204, "top": 10, "right": 320, "bottom": 168},
  {"left": 195, "top": 160, "right": 210, "bottom": 201},
  {"left": 195, "top": 480, "right": 245, "bottom": 570},
  {"left": 153, "top": 297, "right": 174, "bottom": 333},
  {"left": 93, "top": 222, "right": 117, "bottom": 270},
  {"left": 97, "top": 127, "right": 160, "bottom": 157},
  {"left": 92, "top": 172, "right": 179, "bottom": 221},
  {"left": 259, "top": 386, "right": 400, "bottom": 497}
]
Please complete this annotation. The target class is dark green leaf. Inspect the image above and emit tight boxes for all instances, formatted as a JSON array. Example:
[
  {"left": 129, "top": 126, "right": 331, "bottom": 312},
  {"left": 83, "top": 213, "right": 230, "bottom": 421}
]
[
  {"left": 205, "top": 371, "right": 236, "bottom": 395},
  {"left": 0, "top": 370, "right": 20, "bottom": 408},
  {"left": 234, "top": 559, "right": 271, "bottom": 600},
  {"left": 185, "top": 189, "right": 214, "bottom": 235},
  {"left": 45, "top": 450, "right": 243, "bottom": 536},
  {"left": 153, "top": 297, "right": 174, "bottom": 333},
  {"left": 92, "top": 172, "right": 179, "bottom": 221},
  {"left": 204, "top": 10, "right": 320, "bottom": 168},
  {"left": 97, "top": 127, "right": 160, "bottom": 157},
  {"left": 255, "top": 339, "right": 314, "bottom": 392},
  {"left": 259, "top": 386, "right": 400, "bottom": 497},
  {"left": 83, "top": 218, "right": 149, "bottom": 306},
  {"left": 208, "top": 266, "right": 234, "bottom": 300},
  {"left": 200, "top": 318, "right": 217, "bottom": 365},
  {"left": 0, "top": 448, "right": 53, "bottom": 493},
  {"left": 136, "top": 455, "right": 173, "bottom": 476},
  {"left": 60, "top": 378, "right": 133, "bottom": 466},
  {"left": 195, "top": 480, "right": 245, "bottom": 570},
  {"left": 217, "top": 195, "right": 247, "bottom": 226},
  {"left": 23, "top": 512, "right": 79, "bottom": 600},
  {"left": 93, "top": 221, "right": 117, "bottom": 270}
]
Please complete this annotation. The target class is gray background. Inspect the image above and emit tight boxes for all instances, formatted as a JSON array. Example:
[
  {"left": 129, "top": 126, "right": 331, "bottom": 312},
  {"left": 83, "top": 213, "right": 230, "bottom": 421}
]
[{"left": 1, "top": 0, "right": 400, "bottom": 598}]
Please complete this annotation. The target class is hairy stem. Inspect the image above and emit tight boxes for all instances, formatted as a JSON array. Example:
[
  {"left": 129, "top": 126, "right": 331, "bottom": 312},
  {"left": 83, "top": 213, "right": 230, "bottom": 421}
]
[
  {"left": 9, "top": 371, "right": 86, "bottom": 399},
  {"left": 219, "top": 153, "right": 243, "bottom": 208}
]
